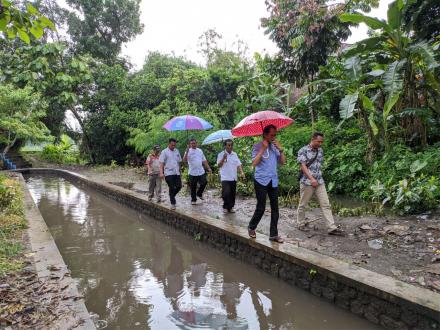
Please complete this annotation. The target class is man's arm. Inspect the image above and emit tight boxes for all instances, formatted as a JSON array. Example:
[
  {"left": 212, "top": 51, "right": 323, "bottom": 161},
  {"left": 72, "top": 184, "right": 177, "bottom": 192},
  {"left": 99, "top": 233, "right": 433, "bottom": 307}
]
[
  {"left": 217, "top": 152, "right": 227, "bottom": 168},
  {"left": 273, "top": 140, "right": 286, "bottom": 166},
  {"left": 298, "top": 149, "right": 318, "bottom": 187},
  {"left": 238, "top": 165, "right": 245, "bottom": 178},
  {"left": 160, "top": 163, "right": 165, "bottom": 178},
  {"left": 252, "top": 142, "right": 268, "bottom": 167},
  {"left": 203, "top": 160, "right": 212, "bottom": 173}
]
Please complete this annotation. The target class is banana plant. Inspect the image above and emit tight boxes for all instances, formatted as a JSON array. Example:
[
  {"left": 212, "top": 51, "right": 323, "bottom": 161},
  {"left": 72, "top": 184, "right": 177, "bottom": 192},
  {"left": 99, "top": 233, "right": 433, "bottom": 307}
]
[{"left": 339, "top": 0, "right": 440, "bottom": 148}]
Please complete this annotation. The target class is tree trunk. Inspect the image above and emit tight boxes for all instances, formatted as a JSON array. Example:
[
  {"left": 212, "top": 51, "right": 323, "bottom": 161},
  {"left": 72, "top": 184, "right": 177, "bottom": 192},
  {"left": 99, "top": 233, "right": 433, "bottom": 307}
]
[
  {"left": 69, "top": 107, "right": 96, "bottom": 163},
  {"left": 2, "top": 137, "right": 17, "bottom": 157},
  {"left": 359, "top": 106, "right": 376, "bottom": 164}
]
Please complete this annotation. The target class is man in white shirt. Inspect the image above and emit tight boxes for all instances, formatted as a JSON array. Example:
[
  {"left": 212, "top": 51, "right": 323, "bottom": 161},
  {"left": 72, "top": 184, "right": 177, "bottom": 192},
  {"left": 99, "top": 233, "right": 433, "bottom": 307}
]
[
  {"left": 159, "top": 138, "right": 182, "bottom": 210},
  {"left": 183, "top": 139, "right": 212, "bottom": 205},
  {"left": 217, "top": 139, "right": 244, "bottom": 213}
]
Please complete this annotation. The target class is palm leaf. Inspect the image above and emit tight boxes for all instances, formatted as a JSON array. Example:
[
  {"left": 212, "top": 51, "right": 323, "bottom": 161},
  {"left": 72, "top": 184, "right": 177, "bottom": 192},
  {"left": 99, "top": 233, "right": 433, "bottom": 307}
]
[
  {"left": 409, "top": 41, "right": 439, "bottom": 71},
  {"left": 339, "top": 13, "right": 390, "bottom": 32},
  {"left": 384, "top": 61, "right": 404, "bottom": 95},
  {"left": 339, "top": 92, "right": 359, "bottom": 119},
  {"left": 343, "top": 56, "right": 361, "bottom": 80}
]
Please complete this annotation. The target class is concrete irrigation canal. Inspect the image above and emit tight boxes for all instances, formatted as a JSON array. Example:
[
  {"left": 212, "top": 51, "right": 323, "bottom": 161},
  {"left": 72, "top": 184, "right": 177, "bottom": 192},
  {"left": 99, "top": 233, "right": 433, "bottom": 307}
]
[{"left": 20, "top": 169, "right": 440, "bottom": 329}]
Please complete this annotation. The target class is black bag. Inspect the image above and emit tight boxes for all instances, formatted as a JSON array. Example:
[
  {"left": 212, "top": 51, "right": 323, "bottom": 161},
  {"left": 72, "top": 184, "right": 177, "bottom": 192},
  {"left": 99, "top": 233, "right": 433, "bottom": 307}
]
[{"left": 298, "top": 150, "right": 319, "bottom": 181}]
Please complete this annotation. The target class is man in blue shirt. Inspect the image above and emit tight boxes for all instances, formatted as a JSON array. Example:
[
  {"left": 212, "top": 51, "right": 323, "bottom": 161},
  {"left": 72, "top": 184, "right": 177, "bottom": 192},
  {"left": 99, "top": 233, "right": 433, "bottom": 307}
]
[{"left": 248, "top": 125, "right": 286, "bottom": 243}]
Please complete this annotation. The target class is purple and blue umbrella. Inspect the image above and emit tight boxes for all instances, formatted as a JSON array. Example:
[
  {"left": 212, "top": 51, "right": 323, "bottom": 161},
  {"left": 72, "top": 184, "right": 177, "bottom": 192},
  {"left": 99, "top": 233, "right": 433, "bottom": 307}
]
[{"left": 163, "top": 115, "right": 213, "bottom": 131}]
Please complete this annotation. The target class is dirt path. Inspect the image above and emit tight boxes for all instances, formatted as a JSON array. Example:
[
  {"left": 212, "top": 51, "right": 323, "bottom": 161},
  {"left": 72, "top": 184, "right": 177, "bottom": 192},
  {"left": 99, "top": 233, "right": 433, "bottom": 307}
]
[{"left": 26, "top": 159, "right": 440, "bottom": 293}]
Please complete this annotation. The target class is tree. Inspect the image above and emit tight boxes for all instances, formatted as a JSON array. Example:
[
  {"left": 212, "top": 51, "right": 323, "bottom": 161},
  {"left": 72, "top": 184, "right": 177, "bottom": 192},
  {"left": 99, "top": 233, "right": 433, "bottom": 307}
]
[
  {"left": 0, "top": 84, "right": 51, "bottom": 155},
  {"left": 0, "top": 0, "right": 55, "bottom": 43},
  {"left": 261, "top": 0, "right": 378, "bottom": 86},
  {"left": 64, "top": 0, "right": 144, "bottom": 62}
]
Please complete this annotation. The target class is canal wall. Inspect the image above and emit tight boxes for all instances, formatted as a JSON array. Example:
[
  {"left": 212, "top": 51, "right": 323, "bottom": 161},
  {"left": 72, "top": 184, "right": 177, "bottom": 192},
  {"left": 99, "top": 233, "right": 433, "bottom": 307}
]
[
  {"left": 20, "top": 169, "right": 440, "bottom": 330},
  {"left": 17, "top": 173, "right": 96, "bottom": 329}
]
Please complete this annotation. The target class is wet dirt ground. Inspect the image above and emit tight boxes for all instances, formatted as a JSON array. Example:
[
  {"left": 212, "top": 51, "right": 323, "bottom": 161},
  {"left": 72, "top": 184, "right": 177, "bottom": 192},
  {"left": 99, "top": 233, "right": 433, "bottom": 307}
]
[{"left": 27, "top": 160, "right": 440, "bottom": 294}]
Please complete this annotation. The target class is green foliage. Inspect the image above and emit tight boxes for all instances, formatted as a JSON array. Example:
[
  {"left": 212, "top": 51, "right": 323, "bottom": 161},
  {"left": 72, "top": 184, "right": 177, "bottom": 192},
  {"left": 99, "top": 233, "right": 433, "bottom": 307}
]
[
  {"left": 0, "top": 84, "right": 51, "bottom": 155},
  {"left": 0, "top": 1, "right": 55, "bottom": 43},
  {"left": 0, "top": 174, "right": 26, "bottom": 275},
  {"left": 64, "top": 0, "right": 143, "bottom": 62},
  {"left": 261, "top": 0, "right": 378, "bottom": 85},
  {"left": 365, "top": 145, "right": 440, "bottom": 213},
  {"left": 40, "top": 134, "right": 81, "bottom": 164}
]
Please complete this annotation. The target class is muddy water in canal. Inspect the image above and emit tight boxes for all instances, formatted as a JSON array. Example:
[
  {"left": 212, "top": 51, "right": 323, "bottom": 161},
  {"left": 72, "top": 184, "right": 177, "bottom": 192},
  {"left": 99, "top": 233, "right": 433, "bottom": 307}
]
[{"left": 26, "top": 175, "right": 378, "bottom": 330}]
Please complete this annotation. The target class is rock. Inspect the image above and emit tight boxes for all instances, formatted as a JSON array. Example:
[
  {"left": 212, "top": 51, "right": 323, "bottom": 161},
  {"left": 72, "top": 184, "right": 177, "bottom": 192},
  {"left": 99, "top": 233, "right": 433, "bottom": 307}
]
[
  {"left": 360, "top": 224, "right": 373, "bottom": 231},
  {"left": 383, "top": 225, "right": 409, "bottom": 236},
  {"left": 318, "top": 239, "right": 334, "bottom": 247},
  {"left": 416, "top": 276, "right": 426, "bottom": 286},
  {"left": 426, "top": 263, "right": 440, "bottom": 275},
  {"left": 428, "top": 279, "right": 440, "bottom": 291},
  {"left": 390, "top": 269, "right": 402, "bottom": 277},
  {"left": 368, "top": 238, "right": 383, "bottom": 250}
]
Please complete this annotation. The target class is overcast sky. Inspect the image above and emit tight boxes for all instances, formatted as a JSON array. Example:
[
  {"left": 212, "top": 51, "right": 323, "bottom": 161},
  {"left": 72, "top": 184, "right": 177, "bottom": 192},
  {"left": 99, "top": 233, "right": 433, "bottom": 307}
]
[{"left": 119, "top": 0, "right": 393, "bottom": 69}]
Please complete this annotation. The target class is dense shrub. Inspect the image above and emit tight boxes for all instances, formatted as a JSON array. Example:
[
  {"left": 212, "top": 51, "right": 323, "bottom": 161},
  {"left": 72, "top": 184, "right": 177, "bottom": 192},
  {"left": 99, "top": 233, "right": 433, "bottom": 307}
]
[{"left": 40, "top": 134, "right": 81, "bottom": 164}]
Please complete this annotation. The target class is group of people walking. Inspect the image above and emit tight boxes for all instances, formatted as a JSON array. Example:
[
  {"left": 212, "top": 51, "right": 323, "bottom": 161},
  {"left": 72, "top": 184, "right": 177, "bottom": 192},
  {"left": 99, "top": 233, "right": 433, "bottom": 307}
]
[{"left": 145, "top": 126, "right": 344, "bottom": 243}]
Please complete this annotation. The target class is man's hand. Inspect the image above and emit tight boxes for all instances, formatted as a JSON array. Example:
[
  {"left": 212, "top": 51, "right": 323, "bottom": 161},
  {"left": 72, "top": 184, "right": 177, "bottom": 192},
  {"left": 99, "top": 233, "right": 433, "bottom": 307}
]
[
  {"left": 207, "top": 167, "right": 213, "bottom": 174},
  {"left": 240, "top": 171, "right": 245, "bottom": 179},
  {"left": 223, "top": 152, "right": 228, "bottom": 161},
  {"left": 262, "top": 140, "right": 269, "bottom": 149},
  {"left": 311, "top": 178, "right": 318, "bottom": 188},
  {"left": 160, "top": 172, "right": 165, "bottom": 179}
]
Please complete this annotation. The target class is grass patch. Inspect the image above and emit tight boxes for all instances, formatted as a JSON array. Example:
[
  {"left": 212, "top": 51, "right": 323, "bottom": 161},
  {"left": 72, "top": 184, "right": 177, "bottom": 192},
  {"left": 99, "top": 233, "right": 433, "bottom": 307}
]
[{"left": 0, "top": 174, "right": 27, "bottom": 276}]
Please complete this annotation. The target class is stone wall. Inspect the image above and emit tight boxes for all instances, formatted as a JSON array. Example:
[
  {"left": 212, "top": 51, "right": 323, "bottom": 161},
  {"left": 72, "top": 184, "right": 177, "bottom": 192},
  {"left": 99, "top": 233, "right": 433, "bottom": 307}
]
[{"left": 22, "top": 169, "right": 440, "bottom": 330}]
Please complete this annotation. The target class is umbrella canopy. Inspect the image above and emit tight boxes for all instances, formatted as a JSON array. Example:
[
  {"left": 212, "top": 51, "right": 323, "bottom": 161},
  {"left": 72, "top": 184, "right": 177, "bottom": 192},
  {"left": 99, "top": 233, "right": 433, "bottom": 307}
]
[
  {"left": 163, "top": 115, "right": 213, "bottom": 131},
  {"left": 202, "top": 130, "right": 233, "bottom": 145},
  {"left": 232, "top": 110, "right": 293, "bottom": 137}
]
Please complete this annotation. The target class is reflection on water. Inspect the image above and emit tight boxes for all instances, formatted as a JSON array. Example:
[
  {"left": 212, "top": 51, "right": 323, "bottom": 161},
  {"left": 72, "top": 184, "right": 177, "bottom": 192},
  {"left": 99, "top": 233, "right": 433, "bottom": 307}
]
[{"left": 26, "top": 176, "right": 378, "bottom": 330}]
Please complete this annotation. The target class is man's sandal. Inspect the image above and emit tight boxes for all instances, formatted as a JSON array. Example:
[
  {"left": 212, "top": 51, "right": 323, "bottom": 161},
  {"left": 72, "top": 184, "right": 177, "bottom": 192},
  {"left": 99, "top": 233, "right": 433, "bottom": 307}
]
[
  {"left": 328, "top": 227, "right": 345, "bottom": 236},
  {"left": 269, "top": 236, "right": 284, "bottom": 243}
]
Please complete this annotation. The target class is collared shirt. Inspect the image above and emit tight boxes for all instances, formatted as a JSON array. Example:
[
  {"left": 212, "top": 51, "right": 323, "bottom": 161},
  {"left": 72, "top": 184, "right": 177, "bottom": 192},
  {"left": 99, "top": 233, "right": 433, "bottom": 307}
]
[
  {"left": 252, "top": 142, "right": 280, "bottom": 187},
  {"left": 186, "top": 148, "right": 206, "bottom": 176},
  {"left": 159, "top": 147, "right": 182, "bottom": 176},
  {"left": 146, "top": 154, "right": 160, "bottom": 175},
  {"left": 217, "top": 151, "right": 242, "bottom": 181},
  {"left": 297, "top": 144, "right": 325, "bottom": 186}
]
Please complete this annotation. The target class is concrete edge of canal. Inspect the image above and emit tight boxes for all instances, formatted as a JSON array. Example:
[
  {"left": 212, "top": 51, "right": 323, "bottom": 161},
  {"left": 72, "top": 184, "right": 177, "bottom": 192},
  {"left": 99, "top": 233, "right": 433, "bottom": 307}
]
[
  {"left": 17, "top": 172, "right": 96, "bottom": 330},
  {"left": 19, "top": 168, "right": 440, "bottom": 330}
]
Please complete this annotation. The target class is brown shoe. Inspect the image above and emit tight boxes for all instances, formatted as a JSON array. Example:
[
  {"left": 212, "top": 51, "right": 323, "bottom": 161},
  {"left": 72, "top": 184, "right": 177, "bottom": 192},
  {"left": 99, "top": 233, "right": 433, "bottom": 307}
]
[
  {"left": 328, "top": 227, "right": 345, "bottom": 236},
  {"left": 248, "top": 228, "right": 256, "bottom": 238},
  {"left": 269, "top": 236, "right": 284, "bottom": 243}
]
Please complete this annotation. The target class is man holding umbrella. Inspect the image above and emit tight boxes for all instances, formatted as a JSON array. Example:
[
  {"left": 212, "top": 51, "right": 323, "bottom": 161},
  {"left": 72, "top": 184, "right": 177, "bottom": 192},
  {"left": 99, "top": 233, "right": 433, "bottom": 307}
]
[
  {"left": 217, "top": 139, "right": 245, "bottom": 214},
  {"left": 183, "top": 139, "right": 212, "bottom": 205},
  {"left": 232, "top": 110, "right": 293, "bottom": 243},
  {"left": 248, "top": 125, "right": 286, "bottom": 243}
]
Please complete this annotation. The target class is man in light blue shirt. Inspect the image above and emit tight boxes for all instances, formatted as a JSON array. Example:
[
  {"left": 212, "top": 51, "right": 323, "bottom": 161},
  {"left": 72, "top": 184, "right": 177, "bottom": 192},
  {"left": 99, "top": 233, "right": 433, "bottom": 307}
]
[{"left": 248, "top": 125, "right": 286, "bottom": 243}]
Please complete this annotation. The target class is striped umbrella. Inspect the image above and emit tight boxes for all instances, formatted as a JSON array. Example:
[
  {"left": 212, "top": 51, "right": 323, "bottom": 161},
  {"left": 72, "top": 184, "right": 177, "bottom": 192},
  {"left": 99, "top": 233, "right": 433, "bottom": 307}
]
[{"left": 232, "top": 110, "right": 293, "bottom": 137}]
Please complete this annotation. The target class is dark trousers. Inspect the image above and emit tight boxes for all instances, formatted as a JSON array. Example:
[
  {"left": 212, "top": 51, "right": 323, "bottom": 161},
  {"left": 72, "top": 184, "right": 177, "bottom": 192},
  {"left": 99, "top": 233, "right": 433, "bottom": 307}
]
[
  {"left": 165, "top": 175, "right": 182, "bottom": 205},
  {"left": 248, "top": 180, "right": 279, "bottom": 237},
  {"left": 221, "top": 180, "right": 237, "bottom": 210},
  {"left": 189, "top": 174, "right": 207, "bottom": 202}
]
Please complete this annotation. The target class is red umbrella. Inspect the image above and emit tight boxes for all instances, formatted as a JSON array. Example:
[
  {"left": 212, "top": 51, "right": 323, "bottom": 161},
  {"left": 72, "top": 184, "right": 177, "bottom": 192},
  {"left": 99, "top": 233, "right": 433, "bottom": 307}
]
[{"left": 231, "top": 110, "right": 293, "bottom": 137}]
